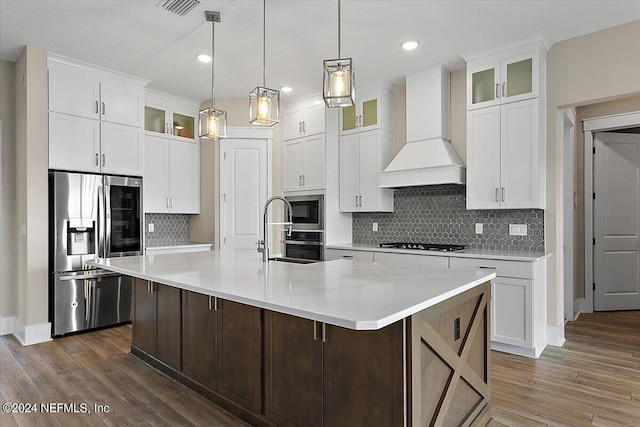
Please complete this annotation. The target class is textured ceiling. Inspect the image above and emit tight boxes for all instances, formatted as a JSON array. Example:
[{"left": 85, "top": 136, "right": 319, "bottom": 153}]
[{"left": 1, "top": 0, "right": 639, "bottom": 103}]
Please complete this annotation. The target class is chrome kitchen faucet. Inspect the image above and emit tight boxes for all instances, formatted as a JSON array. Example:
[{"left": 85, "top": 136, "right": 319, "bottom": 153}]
[{"left": 258, "top": 196, "right": 293, "bottom": 262}]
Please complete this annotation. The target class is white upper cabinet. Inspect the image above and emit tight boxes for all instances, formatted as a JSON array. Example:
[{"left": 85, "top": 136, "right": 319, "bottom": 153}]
[
  {"left": 339, "top": 129, "right": 394, "bottom": 212},
  {"left": 48, "top": 56, "right": 146, "bottom": 176},
  {"left": 465, "top": 42, "right": 546, "bottom": 210},
  {"left": 283, "top": 94, "right": 326, "bottom": 193},
  {"left": 143, "top": 90, "right": 200, "bottom": 214},
  {"left": 144, "top": 90, "right": 198, "bottom": 143},
  {"left": 466, "top": 43, "right": 543, "bottom": 111},
  {"left": 340, "top": 83, "right": 395, "bottom": 135},
  {"left": 283, "top": 95, "right": 325, "bottom": 141}
]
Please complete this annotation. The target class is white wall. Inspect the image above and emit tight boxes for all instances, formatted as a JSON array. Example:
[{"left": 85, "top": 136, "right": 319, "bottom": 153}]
[{"left": 546, "top": 20, "right": 640, "bottom": 326}]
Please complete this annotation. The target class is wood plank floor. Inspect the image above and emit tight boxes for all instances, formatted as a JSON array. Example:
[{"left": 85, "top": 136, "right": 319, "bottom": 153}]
[{"left": 1, "top": 311, "right": 639, "bottom": 426}]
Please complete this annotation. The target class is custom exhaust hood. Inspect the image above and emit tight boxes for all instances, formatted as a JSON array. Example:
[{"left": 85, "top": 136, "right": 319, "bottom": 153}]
[{"left": 379, "top": 66, "right": 466, "bottom": 188}]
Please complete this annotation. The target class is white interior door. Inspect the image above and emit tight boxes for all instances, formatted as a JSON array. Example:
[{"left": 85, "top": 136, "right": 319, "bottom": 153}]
[
  {"left": 220, "top": 138, "right": 268, "bottom": 249},
  {"left": 594, "top": 132, "right": 640, "bottom": 311}
]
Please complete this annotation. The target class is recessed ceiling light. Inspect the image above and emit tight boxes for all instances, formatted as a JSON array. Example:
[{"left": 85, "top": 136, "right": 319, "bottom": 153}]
[
  {"left": 402, "top": 41, "right": 419, "bottom": 51},
  {"left": 197, "top": 54, "right": 212, "bottom": 63},
  {"left": 280, "top": 86, "right": 293, "bottom": 93}
]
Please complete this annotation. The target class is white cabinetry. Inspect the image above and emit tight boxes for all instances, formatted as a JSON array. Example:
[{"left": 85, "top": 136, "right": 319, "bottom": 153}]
[
  {"left": 465, "top": 42, "right": 546, "bottom": 209},
  {"left": 340, "top": 83, "right": 394, "bottom": 135},
  {"left": 339, "top": 129, "right": 394, "bottom": 212},
  {"left": 325, "top": 249, "right": 374, "bottom": 262},
  {"left": 284, "top": 134, "right": 325, "bottom": 192},
  {"left": 283, "top": 94, "right": 326, "bottom": 193},
  {"left": 48, "top": 56, "right": 146, "bottom": 176},
  {"left": 450, "top": 257, "right": 547, "bottom": 358},
  {"left": 143, "top": 91, "right": 200, "bottom": 214},
  {"left": 374, "top": 252, "right": 449, "bottom": 269}
]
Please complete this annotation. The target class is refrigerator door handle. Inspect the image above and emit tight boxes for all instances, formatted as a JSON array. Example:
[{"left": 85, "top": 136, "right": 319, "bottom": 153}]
[
  {"left": 104, "top": 183, "right": 111, "bottom": 258},
  {"left": 97, "top": 181, "right": 105, "bottom": 259}
]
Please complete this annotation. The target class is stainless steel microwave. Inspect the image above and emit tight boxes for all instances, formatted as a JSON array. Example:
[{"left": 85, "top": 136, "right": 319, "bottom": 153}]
[{"left": 285, "top": 195, "right": 324, "bottom": 230}]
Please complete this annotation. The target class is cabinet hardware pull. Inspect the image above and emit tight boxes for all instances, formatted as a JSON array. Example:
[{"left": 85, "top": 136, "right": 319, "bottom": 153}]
[
  {"left": 95, "top": 101, "right": 99, "bottom": 114},
  {"left": 313, "top": 321, "right": 319, "bottom": 340},
  {"left": 479, "top": 266, "right": 497, "bottom": 269},
  {"left": 495, "top": 83, "right": 500, "bottom": 99},
  {"left": 95, "top": 153, "right": 99, "bottom": 166},
  {"left": 502, "top": 82, "right": 506, "bottom": 97},
  {"left": 209, "top": 296, "right": 218, "bottom": 310},
  {"left": 321, "top": 322, "right": 328, "bottom": 343},
  {"left": 299, "top": 175, "right": 302, "bottom": 186},
  {"left": 166, "top": 198, "right": 170, "bottom": 209},
  {"left": 170, "top": 197, "right": 174, "bottom": 208},
  {"left": 342, "top": 255, "right": 353, "bottom": 259},
  {"left": 495, "top": 188, "right": 499, "bottom": 202},
  {"left": 102, "top": 154, "right": 106, "bottom": 167},
  {"left": 101, "top": 102, "right": 105, "bottom": 115},
  {"left": 355, "top": 195, "right": 358, "bottom": 207},
  {"left": 299, "top": 122, "right": 302, "bottom": 134},
  {"left": 501, "top": 187, "right": 505, "bottom": 202},
  {"left": 302, "top": 175, "right": 305, "bottom": 186},
  {"left": 302, "top": 121, "right": 306, "bottom": 133}
]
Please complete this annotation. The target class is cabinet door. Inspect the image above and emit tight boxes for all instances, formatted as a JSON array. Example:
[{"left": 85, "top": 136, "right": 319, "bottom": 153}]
[
  {"left": 49, "top": 112, "right": 100, "bottom": 173},
  {"left": 48, "top": 67, "right": 100, "bottom": 120},
  {"left": 283, "top": 102, "right": 304, "bottom": 141},
  {"left": 302, "top": 101, "right": 325, "bottom": 136},
  {"left": 216, "top": 299, "right": 262, "bottom": 414},
  {"left": 132, "top": 279, "right": 156, "bottom": 355},
  {"left": 302, "top": 135, "right": 325, "bottom": 190},
  {"left": 466, "top": 58, "right": 500, "bottom": 110},
  {"left": 466, "top": 106, "right": 501, "bottom": 209},
  {"left": 501, "top": 51, "right": 539, "bottom": 104},
  {"left": 341, "top": 105, "right": 357, "bottom": 133},
  {"left": 182, "top": 291, "right": 217, "bottom": 390},
  {"left": 373, "top": 252, "right": 449, "bottom": 269},
  {"left": 100, "top": 78, "right": 145, "bottom": 128},
  {"left": 284, "top": 139, "right": 303, "bottom": 191},
  {"left": 171, "top": 108, "right": 197, "bottom": 142},
  {"left": 264, "top": 312, "right": 322, "bottom": 427},
  {"left": 155, "top": 283, "right": 182, "bottom": 371},
  {"left": 491, "top": 277, "right": 532, "bottom": 348},
  {"left": 169, "top": 140, "right": 200, "bottom": 214},
  {"left": 143, "top": 135, "right": 170, "bottom": 213},
  {"left": 500, "top": 98, "right": 540, "bottom": 209},
  {"left": 325, "top": 249, "right": 374, "bottom": 262},
  {"left": 100, "top": 122, "right": 143, "bottom": 176},
  {"left": 358, "top": 131, "right": 382, "bottom": 211},
  {"left": 145, "top": 105, "right": 169, "bottom": 135},
  {"left": 357, "top": 86, "right": 381, "bottom": 130},
  {"left": 323, "top": 322, "right": 404, "bottom": 427},
  {"left": 339, "top": 134, "right": 359, "bottom": 212}
]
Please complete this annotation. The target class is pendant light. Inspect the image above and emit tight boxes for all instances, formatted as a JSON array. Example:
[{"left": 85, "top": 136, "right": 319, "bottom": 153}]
[
  {"left": 199, "top": 10, "right": 227, "bottom": 140},
  {"left": 323, "top": 0, "right": 355, "bottom": 108},
  {"left": 249, "top": 0, "right": 279, "bottom": 126}
]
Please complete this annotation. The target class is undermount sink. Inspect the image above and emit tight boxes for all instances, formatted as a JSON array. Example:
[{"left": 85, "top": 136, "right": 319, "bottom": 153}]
[{"left": 268, "top": 257, "right": 318, "bottom": 264}]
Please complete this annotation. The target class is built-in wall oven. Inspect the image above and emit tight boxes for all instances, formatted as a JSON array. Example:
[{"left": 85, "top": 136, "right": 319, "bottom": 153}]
[{"left": 284, "top": 195, "right": 324, "bottom": 262}]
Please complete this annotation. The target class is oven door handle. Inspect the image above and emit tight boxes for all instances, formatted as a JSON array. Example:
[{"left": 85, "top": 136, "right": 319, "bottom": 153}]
[
  {"left": 284, "top": 240, "right": 323, "bottom": 246},
  {"left": 59, "top": 271, "right": 122, "bottom": 281}
]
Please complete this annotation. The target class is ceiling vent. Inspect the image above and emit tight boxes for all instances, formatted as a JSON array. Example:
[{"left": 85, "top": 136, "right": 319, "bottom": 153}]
[{"left": 158, "top": 0, "right": 200, "bottom": 16}]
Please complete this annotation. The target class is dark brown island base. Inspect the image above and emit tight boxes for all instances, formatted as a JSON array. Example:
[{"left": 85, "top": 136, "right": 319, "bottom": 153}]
[{"left": 129, "top": 277, "right": 491, "bottom": 427}]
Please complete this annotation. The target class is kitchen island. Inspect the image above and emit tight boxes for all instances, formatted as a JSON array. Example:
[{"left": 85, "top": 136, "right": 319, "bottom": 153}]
[{"left": 91, "top": 250, "right": 495, "bottom": 427}]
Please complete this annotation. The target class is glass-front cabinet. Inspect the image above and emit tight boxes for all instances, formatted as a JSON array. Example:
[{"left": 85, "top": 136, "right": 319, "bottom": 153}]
[
  {"left": 340, "top": 83, "right": 394, "bottom": 135},
  {"left": 467, "top": 49, "right": 540, "bottom": 110},
  {"left": 144, "top": 91, "right": 198, "bottom": 142}
]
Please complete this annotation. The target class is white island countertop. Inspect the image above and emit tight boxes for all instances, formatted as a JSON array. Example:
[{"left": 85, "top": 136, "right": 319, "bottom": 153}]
[{"left": 90, "top": 250, "right": 495, "bottom": 331}]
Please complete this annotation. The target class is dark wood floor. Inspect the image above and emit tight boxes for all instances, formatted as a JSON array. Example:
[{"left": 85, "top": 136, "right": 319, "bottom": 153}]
[{"left": 1, "top": 311, "right": 639, "bottom": 426}]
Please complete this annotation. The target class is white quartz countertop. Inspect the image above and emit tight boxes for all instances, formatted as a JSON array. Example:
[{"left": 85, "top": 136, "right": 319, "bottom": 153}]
[
  {"left": 326, "top": 243, "right": 550, "bottom": 262},
  {"left": 90, "top": 250, "right": 495, "bottom": 331}
]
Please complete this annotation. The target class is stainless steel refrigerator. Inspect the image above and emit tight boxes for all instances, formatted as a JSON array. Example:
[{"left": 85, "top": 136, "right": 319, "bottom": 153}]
[{"left": 49, "top": 171, "right": 143, "bottom": 337}]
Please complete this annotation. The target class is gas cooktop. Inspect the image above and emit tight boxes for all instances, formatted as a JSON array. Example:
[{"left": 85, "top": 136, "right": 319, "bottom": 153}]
[{"left": 379, "top": 242, "right": 466, "bottom": 252}]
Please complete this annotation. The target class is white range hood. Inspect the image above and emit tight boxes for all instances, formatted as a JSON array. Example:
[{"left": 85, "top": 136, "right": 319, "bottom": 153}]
[{"left": 379, "top": 66, "right": 466, "bottom": 188}]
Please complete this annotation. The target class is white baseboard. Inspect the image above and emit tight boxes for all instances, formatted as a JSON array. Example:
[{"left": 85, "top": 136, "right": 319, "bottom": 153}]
[
  {"left": 546, "top": 322, "right": 566, "bottom": 347},
  {"left": 491, "top": 341, "right": 546, "bottom": 359},
  {"left": 13, "top": 318, "right": 52, "bottom": 346},
  {"left": 578, "top": 297, "right": 591, "bottom": 313},
  {"left": 0, "top": 315, "right": 15, "bottom": 336}
]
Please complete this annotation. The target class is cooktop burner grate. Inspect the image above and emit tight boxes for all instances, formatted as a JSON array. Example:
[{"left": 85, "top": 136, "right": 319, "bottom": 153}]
[{"left": 379, "top": 242, "right": 466, "bottom": 252}]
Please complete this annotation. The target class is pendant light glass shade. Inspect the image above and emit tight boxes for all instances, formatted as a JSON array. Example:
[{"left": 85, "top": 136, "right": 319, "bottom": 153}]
[
  {"left": 323, "top": 0, "right": 355, "bottom": 108},
  {"left": 323, "top": 58, "right": 355, "bottom": 107},
  {"left": 249, "top": 0, "right": 279, "bottom": 126},
  {"left": 199, "top": 10, "right": 227, "bottom": 140}
]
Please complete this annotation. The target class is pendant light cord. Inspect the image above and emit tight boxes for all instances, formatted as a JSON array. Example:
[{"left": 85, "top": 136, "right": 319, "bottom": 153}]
[
  {"left": 262, "top": 0, "right": 266, "bottom": 88},
  {"left": 211, "top": 21, "right": 216, "bottom": 110},
  {"left": 337, "top": 0, "right": 341, "bottom": 58}
]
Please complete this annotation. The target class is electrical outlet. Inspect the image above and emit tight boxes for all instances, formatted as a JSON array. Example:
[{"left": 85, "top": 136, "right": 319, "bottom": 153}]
[
  {"left": 148, "top": 223, "right": 155, "bottom": 233},
  {"left": 372, "top": 222, "right": 378, "bottom": 232},
  {"left": 475, "top": 223, "right": 483, "bottom": 234},
  {"left": 509, "top": 224, "right": 527, "bottom": 236}
]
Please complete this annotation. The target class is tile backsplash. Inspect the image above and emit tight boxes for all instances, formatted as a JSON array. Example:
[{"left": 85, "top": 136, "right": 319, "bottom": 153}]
[
  {"left": 353, "top": 185, "right": 544, "bottom": 252},
  {"left": 145, "top": 213, "right": 190, "bottom": 247}
]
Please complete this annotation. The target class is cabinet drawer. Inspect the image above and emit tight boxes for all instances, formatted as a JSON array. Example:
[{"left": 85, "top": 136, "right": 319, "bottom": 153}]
[
  {"left": 325, "top": 249, "right": 374, "bottom": 262},
  {"left": 449, "top": 257, "right": 533, "bottom": 279},
  {"left": 374, "top": 252, "right": 449, "bottom": 269}
]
